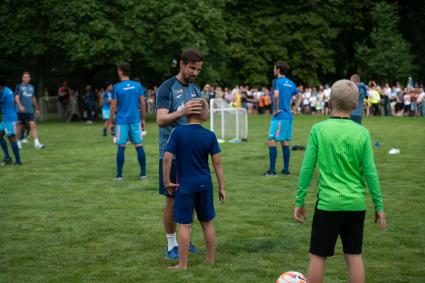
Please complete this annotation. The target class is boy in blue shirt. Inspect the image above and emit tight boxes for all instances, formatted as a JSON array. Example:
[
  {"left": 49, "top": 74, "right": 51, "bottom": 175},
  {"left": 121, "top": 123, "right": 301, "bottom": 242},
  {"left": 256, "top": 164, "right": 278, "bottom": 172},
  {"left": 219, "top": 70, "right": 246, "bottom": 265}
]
[
  {"left": 0, "top": 76, "right": 22, "bottom": 165},
  {"left": 263, "top": 61, "right": 301, "bottom": 176},
  {"left": 109, "top": 63, "right": 146, "bottom": 180},
  {"left": 102, "top": 83, "right": 112, "bottom": 136},
  {"left": 163, "top": 98, "right": 225, "bottom": 270}
]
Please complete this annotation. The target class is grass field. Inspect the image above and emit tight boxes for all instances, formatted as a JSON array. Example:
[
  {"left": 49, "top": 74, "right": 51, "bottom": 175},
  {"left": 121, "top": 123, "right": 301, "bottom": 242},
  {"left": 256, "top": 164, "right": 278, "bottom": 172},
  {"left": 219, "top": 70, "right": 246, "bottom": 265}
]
[{"left": 1, "top": 114, "right": 425, "bottom": 282}]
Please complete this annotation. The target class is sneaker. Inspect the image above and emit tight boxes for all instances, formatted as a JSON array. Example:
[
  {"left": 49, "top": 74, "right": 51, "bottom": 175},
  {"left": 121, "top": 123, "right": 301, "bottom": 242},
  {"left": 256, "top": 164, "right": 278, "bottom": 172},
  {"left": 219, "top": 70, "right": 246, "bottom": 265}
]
[
  {"left": 1, "top": 158, "right": 13, "bottom": 166},
  {"left": 262, "top": 170, "right": 277, "bottom": 176},
  {"left": 165, "top": 246, "right": 179, "bottom": 260},
  {"left": 17, "top": 141, "right": 23, "bottom": 149},
  {"left": 189, "top": 242, "right": 199, "bottom": 253},
  {"left": 280, "top": 169, "right": 290, "bottom": 175},
  {"left": 139, "top": 175, "right": 147, "bottom": 180},
  {"left": 22, "top": 138, "right": 29, "bottom": 144},
  {"left": 113, "top": 177, "right": 124, "bottom": 181},
  {"left": 35, "top": 143, "right": 45, "bottom": 149},
  {"left": 14, "top": 162, "right": 22, "bottom": 166}
]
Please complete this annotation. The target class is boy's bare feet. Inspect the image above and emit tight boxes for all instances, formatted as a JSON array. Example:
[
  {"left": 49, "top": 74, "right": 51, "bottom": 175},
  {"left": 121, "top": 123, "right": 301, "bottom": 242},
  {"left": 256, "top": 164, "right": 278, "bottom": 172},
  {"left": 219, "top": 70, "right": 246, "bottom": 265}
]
[{"left": 169, "top": 264, "right": 187, "bottom": 270}]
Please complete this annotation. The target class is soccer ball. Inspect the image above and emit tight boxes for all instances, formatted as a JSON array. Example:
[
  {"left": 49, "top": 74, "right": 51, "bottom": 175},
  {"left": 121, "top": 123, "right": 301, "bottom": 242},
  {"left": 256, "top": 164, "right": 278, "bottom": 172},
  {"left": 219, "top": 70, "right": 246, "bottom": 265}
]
[{"left": 276, "top": 271, "right": 306, "bottom": 283}]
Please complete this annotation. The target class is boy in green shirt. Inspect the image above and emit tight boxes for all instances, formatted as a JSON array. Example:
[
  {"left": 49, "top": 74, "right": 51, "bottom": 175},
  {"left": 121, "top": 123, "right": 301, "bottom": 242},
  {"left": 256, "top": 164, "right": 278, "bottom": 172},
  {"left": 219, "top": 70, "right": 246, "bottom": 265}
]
[{"left": 294, "top": 79, "right": 387, "bottom": 283}]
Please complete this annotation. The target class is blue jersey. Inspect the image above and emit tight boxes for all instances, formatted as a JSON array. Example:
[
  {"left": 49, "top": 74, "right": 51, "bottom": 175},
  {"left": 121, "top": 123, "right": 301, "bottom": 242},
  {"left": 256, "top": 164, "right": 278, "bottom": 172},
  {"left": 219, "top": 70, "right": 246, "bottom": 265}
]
[
  {"left": 156, "top": 76, "right": 201, "bottom": 159},
  {"left": 352, "top": 82, "right": 367, "bottom": 117},
  {"left": 112, "top": 80, "right": 144, "bottom": 124},
  {"left": 102, "top": 91, "right": 112, "bottom": 111},
  {"left": 272, "top": 76, "right": 299, "bottom": 120},
  {"left": 15, "top": 83, "right": 35, "bottom": 113},
  {"left": 1, "top": 87, "right": 17, "bottom": 122},
  {"left": 165, "top": 124, "right": 221, "bottom": 194}
]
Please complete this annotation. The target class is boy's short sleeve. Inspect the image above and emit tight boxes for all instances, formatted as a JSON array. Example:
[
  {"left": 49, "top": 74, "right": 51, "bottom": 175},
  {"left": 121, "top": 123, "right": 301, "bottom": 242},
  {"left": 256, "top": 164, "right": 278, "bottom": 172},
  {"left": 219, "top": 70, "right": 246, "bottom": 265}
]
[
  {"left": 210, "top": 133, "right": 221, "bottom": 155},
  {"left": 138, "top": 83, "right": 144, "bottom": 97},
  {"left": 165, "top": 128, "right": 178, "bottom": 154},
  {"left": 156, "top": 81, "right": 172, "bottom": 110},
  {"left": 292, "top": 82, "right": 300, "bottom": 96},
  {"left": 111, "top": 85, "right": 117, "bottom": 100}
]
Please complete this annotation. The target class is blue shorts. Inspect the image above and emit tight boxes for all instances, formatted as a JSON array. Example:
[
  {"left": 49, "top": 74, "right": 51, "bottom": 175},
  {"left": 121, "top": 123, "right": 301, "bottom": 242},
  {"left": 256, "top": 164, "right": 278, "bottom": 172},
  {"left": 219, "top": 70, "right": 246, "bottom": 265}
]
[
  {"left": 0, "top": 122, "right": 17, "bottom": 137},
  {"left": 268, "top": 119, "right": 292, "bottom": 141},
  {"left": 159, "top": 159, "right": 177, "bottom": 196},
  {"left": 114, "top": 123, "right": 143, "bottom": 145},
  {"left": 174, "top": 189, "right": 216, "bottom": 224},
  {"left": 17, "top": 113, "right": 35, "bottom": 123},
  {"left": 102, "top": 109, "right": 110, "bottom": 120}
]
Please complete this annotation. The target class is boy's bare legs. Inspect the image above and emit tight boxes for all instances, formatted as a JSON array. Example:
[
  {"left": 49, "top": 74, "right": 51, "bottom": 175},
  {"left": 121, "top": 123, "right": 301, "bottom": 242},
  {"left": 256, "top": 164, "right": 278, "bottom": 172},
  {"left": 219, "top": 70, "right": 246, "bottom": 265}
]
[
  {"left": 307, "top": 253, "right": 326, "bottom": 283},
  {"left": 169, "top": 224, "right": 191, "bottom": 270},
  {"left": 200, "top": 221, "right": 216, "bottom": 263},
  {"left": 345, "top": 254, "right": 365, "bottom": 283},
  {"left": 163, "top": 196, "right": 176, "bottom": 234}
]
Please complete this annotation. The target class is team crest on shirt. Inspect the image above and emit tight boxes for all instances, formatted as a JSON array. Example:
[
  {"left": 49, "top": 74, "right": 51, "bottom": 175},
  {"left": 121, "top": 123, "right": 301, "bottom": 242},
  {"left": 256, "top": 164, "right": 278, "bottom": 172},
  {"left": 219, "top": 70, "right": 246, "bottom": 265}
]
[{"left": 191, "top": 92, "right": 197, "bottom": 98}]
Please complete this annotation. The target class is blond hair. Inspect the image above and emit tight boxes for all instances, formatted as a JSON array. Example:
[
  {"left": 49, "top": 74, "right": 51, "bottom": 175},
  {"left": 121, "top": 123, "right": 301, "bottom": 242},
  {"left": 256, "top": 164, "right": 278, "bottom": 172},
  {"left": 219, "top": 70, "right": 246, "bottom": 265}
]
[
  {"left": 188, "top": 98, "right": 209, "bottom": 120},
  {"left": 330, "top": 79, "right": 359, "bottom": 112}
]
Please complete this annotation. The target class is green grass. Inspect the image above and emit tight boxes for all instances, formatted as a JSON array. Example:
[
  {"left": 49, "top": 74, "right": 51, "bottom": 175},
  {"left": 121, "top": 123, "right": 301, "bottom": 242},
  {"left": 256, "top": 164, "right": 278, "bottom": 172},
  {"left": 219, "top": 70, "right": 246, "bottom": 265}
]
[{"left": 1, "top": 115, "right": 425, "bottom": 282}]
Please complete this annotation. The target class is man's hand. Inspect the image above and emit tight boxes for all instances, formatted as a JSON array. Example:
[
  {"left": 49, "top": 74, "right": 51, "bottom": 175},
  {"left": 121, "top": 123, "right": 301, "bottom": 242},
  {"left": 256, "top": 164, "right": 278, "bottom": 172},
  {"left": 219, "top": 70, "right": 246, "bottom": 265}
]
[
  {"left": 35, "top": 109, "right": 40, "bottom": 118},
  {"left": 180, "top": 100, "right": 203, "bottom": 116},
  {"left": 165, "top": 182, "right": 178, "bottom": 196},
  {"left": 374, "top": 211, "right": 387, "bottom": 230},
  {"left": 219, "top": 189, "right": 226, "bottom": 204},
  {"left": 109, "top": 121, "right": 115, "bottom": 134},
  {"left": 294, "top": 206, "right": 307, "bottom": 223},
  {"left": 19, "top": 106, "right": 25, "bottom": 113}
]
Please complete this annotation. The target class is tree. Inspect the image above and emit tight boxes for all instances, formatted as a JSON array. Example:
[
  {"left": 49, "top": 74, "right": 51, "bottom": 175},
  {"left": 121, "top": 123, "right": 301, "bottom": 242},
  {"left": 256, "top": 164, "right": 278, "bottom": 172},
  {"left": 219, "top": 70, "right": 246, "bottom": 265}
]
[{"left": 355, "top": 2, "right": 417, "bottom": 82}]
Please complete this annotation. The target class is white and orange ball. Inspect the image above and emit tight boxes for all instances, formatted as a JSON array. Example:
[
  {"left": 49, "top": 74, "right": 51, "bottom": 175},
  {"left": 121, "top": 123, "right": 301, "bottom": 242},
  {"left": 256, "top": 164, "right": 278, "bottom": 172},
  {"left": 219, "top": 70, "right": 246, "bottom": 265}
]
[{"left": 276, "top": 271, "right": 306, "bottom": 283}]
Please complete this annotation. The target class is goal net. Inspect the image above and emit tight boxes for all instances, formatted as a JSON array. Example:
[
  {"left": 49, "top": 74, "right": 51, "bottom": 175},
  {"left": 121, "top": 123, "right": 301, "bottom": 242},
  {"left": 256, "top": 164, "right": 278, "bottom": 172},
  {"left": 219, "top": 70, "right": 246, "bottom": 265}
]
[{"left": 210, "top": 98, "right": 248, "bottom": 142}]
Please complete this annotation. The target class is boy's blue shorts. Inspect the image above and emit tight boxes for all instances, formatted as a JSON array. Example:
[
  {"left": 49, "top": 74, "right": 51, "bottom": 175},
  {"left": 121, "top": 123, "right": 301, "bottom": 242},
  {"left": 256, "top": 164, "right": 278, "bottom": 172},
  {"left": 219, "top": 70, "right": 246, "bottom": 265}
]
[
  {"left": 102, "top": 109, "right": 110, "bottom": 120},
  {"left": 174, "top": 189, "right": 216, "bottom": 224},
  {"left": 0, "top": 122, "right": 17, "bottom": 137},
  {"left": 268, "top": 119, "right": 292, "bottom": 141},
  {"left": 115, "top": 123, "right": 143, "bottom": 145}
]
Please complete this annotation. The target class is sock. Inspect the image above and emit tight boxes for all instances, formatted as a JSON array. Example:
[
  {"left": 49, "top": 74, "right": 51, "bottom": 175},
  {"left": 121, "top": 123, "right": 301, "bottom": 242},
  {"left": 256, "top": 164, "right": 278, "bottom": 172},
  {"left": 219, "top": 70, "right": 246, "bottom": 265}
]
[
  {"left": 0, "top": 138, "right": 11, "bottom": 160},
  {"left": 116, "top": 146, "right": 125, "bottom": 177},
  {"left": 268, "top": 146, "right": 277, "bottom": 173},
  {"left": 282, "top": 145, "right": 290, "bottom": 173},
  {"left": 103, "top": 127, "right": 107, "bottom": 136},
  {"left": 10, "top": 141, "right": 21, "bottom": 164},
  {"left": 136, "top": 146, "right": 146, "bottom": 176},
  {"left": 166, "top": 233, "right": 178, "bottom": 251},
  {"left": 34, "top": 138, "right": 41, "bottom": 146}
]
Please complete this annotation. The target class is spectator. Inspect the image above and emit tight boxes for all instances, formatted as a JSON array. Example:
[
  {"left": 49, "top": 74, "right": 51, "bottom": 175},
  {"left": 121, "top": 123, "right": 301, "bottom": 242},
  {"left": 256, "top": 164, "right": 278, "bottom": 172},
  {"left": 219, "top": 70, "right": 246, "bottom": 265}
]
[
  {"left": 84, "top": 85, "right": 95, "bottom": 123},
  {"left": 403, "top": 89, "right": 412, "bottom": 116},
  {"left": 58, "top": 81, "right": 71, "bottom": 121}
]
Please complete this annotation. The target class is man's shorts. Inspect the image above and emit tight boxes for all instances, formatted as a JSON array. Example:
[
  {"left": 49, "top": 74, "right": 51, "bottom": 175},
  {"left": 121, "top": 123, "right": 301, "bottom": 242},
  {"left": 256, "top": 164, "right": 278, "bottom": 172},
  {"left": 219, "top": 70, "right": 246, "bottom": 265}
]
[
  {"left": 310, "top": 209, "right": 366, "bottom": 257},
  {"left": 114, "top": 123, "right": 143, "bottom": 145},
  {"left": 0, "top": 122, "right": 17, "bottom": 137},
  {"left": 351, "top": 115, "right": 362, "bottom": 124},
  {"left": 268, "top": 119, "right": 292, "bottom": 141},
  {"left": 159, "top": 159, "right": 177, "bottom": 196},
  {"left": 17, "top": 113, "right": 35, "bottom": 123},
  {"left": 102, "top": 109, "right": 110, "bottom": 120},
  {"left": 174, "top": 189, "right": 216, "bottom": 224}
]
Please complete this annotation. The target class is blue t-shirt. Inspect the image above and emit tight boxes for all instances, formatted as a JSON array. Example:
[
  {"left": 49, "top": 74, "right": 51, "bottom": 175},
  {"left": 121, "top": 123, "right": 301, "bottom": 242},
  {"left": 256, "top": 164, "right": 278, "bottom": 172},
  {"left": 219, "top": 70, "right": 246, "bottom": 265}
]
[
  {"left": 165, "top": 124, "right": 221, "bottom": 194},
  {"left": 112, "top": 80, "right": 144, "bottom": 124},
  {"left": 156, "top": 76, "right": 201, "bottom": 159},
  {"left": 272, "top": 76, "right": 299, "bottom": 120},
  {"left": 15, "top": 83, "right": 35, "bottom": 113},
  {"left": 102, "top": 91, "right": 112, "bottom": 111},
  {"left": 352, "top": 82, "right": 367, "bottom": 117},
  {"left": 1, "top": 87, "right": 18, "bottom": 122}
]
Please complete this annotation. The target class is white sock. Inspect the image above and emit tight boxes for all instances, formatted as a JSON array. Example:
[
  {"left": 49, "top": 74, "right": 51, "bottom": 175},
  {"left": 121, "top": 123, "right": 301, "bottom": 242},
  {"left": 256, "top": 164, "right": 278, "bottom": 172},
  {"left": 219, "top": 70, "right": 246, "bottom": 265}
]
[
  {"left": 34, "top": 138, "right": 40, "bottom": 146},
  {"left": 166, "top": 233, "right": 178, "bottom": 252}
]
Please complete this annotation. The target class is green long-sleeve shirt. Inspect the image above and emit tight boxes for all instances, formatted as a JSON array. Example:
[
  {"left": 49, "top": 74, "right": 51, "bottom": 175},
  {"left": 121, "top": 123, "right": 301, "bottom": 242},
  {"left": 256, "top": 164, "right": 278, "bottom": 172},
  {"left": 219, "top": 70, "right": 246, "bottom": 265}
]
[{"left": 295, "top": 118, "right": 384, "bottom": 212}]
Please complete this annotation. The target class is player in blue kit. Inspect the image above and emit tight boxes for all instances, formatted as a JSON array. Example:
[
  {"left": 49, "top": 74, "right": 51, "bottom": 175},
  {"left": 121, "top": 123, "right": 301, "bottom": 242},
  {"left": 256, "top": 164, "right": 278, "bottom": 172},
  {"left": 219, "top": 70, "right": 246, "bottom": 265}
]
[
  {"left": 163, "top": 98, "right": 225, "bottom": 270},
  {"left": 350, "top": 74, "right": 368, "bottom": 124},
  {"left": 263, "top": 61, "right": 301, "bottom": 176},
  {"left": 156, "top": 49, "right": 204, "bottom": 259},
  {"left": 102, "top": 83, "right": 113, "bottom": 136},
  {"left": 108, "top": 63, "right": 146, "bottom": 180},
  {"left": 15, "top": 71, "right": 45, "bottom": 149},
  {"left": 0, "top": 76, "right": 22, "bottom": 165}
]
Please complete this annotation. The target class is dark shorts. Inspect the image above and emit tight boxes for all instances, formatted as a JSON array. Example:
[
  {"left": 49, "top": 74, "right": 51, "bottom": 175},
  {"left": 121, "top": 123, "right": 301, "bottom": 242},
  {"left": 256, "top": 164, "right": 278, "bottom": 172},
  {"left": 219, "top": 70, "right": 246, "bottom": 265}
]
[
  {"left": 159, "top": 159, "right": 177, "bottom": 197},
  {"left": 310, "top": 209, "right": 366, "bottom": 257},
  {"left": 324, "top": 102, "right": 329, "bottom": 108},
  {"left": 17, "top": 113, "right": 35, "bottom": 123},
  {"left": 174, "top": 189, "right": 215, "bottom": 224},
  {"left": 351, "top": 115, "right": 362, "bottom": 124},
  {"left": 404, "top": 105, "right": 411, "bottom": 112}
]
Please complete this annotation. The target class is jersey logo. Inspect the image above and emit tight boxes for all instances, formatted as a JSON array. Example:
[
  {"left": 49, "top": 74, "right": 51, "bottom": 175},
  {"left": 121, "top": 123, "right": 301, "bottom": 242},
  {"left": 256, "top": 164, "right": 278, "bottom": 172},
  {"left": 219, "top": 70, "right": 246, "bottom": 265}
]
[
  {"left": 176, "top": 94, "right": 182, "bottom": 99},
  {"left": 191, "top": 92, "right": 197, "bottom": 98}
]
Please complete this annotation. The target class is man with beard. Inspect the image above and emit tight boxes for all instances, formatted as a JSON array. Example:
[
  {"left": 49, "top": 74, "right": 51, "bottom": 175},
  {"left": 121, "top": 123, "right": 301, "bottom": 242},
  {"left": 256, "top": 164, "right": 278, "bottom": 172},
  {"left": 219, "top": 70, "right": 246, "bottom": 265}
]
[{"left": 156, "top": 49, "right": 204, "bottom": 259}]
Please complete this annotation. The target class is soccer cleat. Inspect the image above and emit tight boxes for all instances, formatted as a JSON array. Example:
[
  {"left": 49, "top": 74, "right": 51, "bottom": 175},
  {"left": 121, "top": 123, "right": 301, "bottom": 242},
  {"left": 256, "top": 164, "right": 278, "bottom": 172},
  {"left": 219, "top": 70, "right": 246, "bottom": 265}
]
[
  {"left": 165, "top": 246, "right": 179, "bottom": 260},
  {"left": 35, "top": 143, "right": 45, "bottom": 149},
  {"left": 1, "top": 158, "right": 13, "bottom": 166},
  {"left": 280, "top": 169, "right": 290, "bottom": 175},
  {"left": 139, "top": 175, "right": 147, "bottom": 180},
  {"left": 189, "top": 242, "right": 199, "bottom": 253},
  {"left": 262, "top": 170, "right": 277, "bottom": 176},
  {"left": 22, "top": 138, "right": 29, "bottom": 144},
  {"left": 113, "top": 177, "right": 124, "bottom": 181}
]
